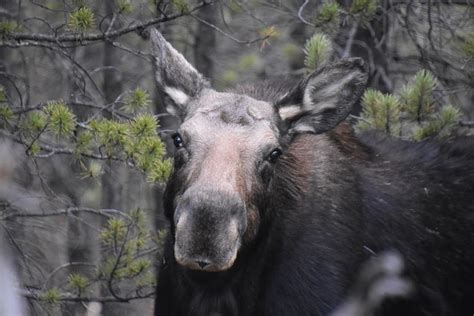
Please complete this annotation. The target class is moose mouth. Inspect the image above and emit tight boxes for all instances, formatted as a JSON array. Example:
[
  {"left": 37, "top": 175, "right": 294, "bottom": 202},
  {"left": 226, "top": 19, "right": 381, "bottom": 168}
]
[
  {"left": 173, "top": 212, "right": 243, "bottom": 272},
  {"left": 174, "top": 243, "right": 239, "bottom": 272}
]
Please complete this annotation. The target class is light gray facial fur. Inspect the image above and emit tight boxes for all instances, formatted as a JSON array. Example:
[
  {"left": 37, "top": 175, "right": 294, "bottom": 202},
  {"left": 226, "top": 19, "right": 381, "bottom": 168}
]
[
  {"left": 180, "top": 89, "right": 280, "bottom": 192},
  {"left": 168, "top": 89, "right": 280, "bottom": 271}
]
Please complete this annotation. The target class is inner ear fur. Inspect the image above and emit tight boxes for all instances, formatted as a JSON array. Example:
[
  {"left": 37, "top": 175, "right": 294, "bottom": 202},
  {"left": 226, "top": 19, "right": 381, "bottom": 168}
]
[
  {"left": 276, "top": 58, "right": 368, "bottom": 135},
  {"left": 150, "top": 28, "right": 210, "bottom": 119}
]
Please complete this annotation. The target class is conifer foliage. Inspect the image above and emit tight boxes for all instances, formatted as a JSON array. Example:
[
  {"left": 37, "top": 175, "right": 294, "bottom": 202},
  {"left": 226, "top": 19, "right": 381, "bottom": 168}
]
[
  {"left": 0, "top": 83, "right": 171, "bottom": 310},
  {"left": 0, "top": 0, "right": 472, "bottom": 314},
  {"left": 357, "top": 70, "right": 461, "bottom": 140}
]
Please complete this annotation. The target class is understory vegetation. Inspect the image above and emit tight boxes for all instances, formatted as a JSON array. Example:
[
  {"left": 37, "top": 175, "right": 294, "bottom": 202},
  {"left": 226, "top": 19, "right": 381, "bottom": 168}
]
[{"left": 0, "top": 0, "right": 472, "bottom": 314}]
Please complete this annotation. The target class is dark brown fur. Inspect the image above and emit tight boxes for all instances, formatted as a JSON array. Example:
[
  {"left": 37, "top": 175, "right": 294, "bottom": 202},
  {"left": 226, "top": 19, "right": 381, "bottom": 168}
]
[
  {"left": 156, "top": 77, "right": 474, "bottom": 315},
  {"left": 150, "top": 33, "right": 474, "bottom": 314}
]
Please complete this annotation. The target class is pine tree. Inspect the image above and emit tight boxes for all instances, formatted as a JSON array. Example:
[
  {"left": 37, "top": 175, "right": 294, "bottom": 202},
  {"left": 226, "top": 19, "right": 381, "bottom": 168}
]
[{"left": 356, "top": 70, "right": 460, "bottom": 141}]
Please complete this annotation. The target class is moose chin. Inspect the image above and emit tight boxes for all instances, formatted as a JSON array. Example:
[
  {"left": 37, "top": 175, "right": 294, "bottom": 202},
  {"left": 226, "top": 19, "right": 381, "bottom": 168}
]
[{"left": 150, "top": 28, "right": 474, "bottom": 316}]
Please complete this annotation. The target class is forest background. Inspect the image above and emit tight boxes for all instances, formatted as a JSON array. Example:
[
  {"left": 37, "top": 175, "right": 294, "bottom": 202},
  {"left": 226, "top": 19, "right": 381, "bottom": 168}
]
[{"left": 0, "top": 0, "right": 473, "bottom": 315}]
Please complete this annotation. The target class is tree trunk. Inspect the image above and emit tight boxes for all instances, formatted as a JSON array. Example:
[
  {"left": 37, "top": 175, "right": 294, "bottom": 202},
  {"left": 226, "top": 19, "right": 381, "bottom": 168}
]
[{"left": 193, "top": 5, "right": 217, "bottom": 81}]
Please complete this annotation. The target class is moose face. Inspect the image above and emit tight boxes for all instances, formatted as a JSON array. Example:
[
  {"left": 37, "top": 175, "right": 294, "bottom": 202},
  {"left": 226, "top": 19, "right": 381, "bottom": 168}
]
[
  {"left": 151, "top": 29, "right": 367, "bottom": 272},
  {"left": 168, "top": 90, "right": 280, "bottom": 272}
]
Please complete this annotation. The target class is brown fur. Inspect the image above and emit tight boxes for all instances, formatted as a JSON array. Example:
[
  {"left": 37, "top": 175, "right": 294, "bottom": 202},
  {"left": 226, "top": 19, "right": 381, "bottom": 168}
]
[
  {"left": 328, "top": 123, "right": 371, "bottom": 161},
  {"left": 274, "top": 134, "right": 316, "bottom": 200}
]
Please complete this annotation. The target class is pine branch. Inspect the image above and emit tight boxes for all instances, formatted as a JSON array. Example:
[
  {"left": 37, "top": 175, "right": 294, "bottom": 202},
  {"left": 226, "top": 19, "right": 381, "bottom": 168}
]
[
  {"left": 3, "top": 1, "right": 213, "bottom": 46},
  {"left": 459, "top": 120, "right": 474, "bottom": 127},
  {"left": 190, "top": 13, "right": 274, "bottom": 45},
  {"left": 1, "top": 206, "right": 132, "bottom": 221},
  {"left": 0, "top": 129, "right": 128, "bottom": 162},
  {"left": 22, "top": 288, "right": 155, "bottom": 303}
]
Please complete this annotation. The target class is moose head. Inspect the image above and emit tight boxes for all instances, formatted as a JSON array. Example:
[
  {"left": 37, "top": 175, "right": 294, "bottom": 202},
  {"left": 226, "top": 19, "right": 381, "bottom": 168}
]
[{"left": 151, "top": 29, "right": 368, "bottom": 272}]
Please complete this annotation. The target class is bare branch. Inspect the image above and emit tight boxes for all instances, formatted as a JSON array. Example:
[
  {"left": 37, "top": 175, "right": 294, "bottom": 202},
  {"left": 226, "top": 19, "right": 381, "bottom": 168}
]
[
  {"left": 1, "top": 206, "right": 132, "bottom": 221},
  {"left": 22, "top": 288, "right": 155, "bottom": 303},
  {"left": 297, "top": 0, "right": 315, "bottom": 27},
  {"left": 190, "top": 14, "right": 272, "bottom": 45},
  {"left": 342, "top": 22, "right": 359, "bottom": 58},
  {"left": 459, "top": 121, "right": 474, "bottom": 128}
]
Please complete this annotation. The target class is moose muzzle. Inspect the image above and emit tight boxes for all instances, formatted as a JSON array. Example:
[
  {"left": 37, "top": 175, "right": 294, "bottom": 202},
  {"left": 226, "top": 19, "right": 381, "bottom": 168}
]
[{"left": 173, "top": 189, "right": 246, "bottom": 272}]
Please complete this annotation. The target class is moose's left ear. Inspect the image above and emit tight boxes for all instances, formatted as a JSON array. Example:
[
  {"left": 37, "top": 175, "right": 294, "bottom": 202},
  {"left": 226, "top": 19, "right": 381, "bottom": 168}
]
[{"left": 276, "top": 58, "right": 368, "bottom": 135}]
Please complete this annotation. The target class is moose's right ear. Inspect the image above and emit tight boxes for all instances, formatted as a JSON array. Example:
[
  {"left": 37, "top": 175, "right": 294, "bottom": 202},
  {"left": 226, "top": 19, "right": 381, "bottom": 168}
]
[
  {"left": 276, "top": 58, "right": 368, "bottom": 135},
  {"left": 150, "top": 29, "right": 210, "bottom": 119}
]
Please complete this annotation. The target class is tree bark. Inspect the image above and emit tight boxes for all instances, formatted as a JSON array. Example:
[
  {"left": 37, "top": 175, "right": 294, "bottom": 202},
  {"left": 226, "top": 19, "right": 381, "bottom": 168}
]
[{"left": 193, "top": 5, "right": 217, "bottom": 81}]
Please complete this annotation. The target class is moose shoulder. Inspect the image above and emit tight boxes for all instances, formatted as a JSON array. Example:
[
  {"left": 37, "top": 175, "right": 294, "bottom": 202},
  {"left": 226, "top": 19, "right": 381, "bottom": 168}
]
[{"left": 151, "top": 29, "right": 474, "bottom": 316}]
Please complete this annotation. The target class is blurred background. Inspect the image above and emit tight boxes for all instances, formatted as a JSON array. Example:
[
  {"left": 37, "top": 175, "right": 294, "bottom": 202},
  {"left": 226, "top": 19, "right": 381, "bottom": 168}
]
[{"left": 0, "top": 0, "right": 473, "bottom": 315}]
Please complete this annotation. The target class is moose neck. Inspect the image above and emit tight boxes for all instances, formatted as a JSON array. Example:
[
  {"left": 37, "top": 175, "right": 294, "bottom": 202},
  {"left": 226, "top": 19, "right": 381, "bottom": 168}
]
[{"left": 172, "top": 202, "right": 282, "bottom": 315}]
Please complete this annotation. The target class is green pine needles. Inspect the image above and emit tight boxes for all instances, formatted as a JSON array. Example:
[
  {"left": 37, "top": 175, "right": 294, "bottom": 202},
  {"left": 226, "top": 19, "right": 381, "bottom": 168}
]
[
  {"left": 171, "top": 0, "right": 190, "bottom": 13},
  {"left": 41, "top": 288, "right": 60, "bottom": 305},
  {"left": 400, "top": 69, "right": 437, "bottom": 122},
  {"left": 0, "top": 85, "right": 6, "bottom": 103},
  {"left": 317, "top": 1, "right": 340, "bottom": 25},
  {"left": 89, "top": 113, "right": 171, "bottom": 182},
  {"left": 412, "top": 105, "right": 460, "bottom": 141},
  {"left": 350, "top": 0, "right": 378, "bottom": 21},
  {"left": 0, "top": 104, "right": 12, "bottom": 118},
  {"left": 24, "top": 111, "right": 47, "bottom": 134},
  {"left": 91, "top": 119, "right": 128, "bottom": 153},
  {"left": 0, "top": 21, "right": 18, "bottom": 38},
  {"left": 462, "top": 34, "right": 474, "bottom": 58},
  {"left": 117, "top": 0, "right": 133, "bottom": 14},
  {"left": 68, "top": 6, "right": 95, "bottom": 32},
  {"left": 75, "top": 130, "right": 94, "bottom": 155},
  {"left": 147, "top": 158, "right": 173, "bottom": 183},
  {"left": 122, "top": 88, "right": 151, "bottom": 113},
  {"left": 358, "top": 89, "right": 401, "bottom": 136},
  {"left": 40, "top": 208, "right": 164, "bottom": 303},
  {"left": 67, "top": 273, "right": 89, "bottom": 296},
  {"left": 96, "top": 209, "right": 162, "bottom": 288},
  {"left": 0, "top": 95, "right": 172, "bottom": 183},
  {"left": 129, "top": 114, "right": 158, "bottom": 139},
  {"left": 0, "top": 86, "right": 12, "bottom": 126},
  {"left": 357, "top": 70, "right": 461, "bottom": 141},
  {"left": 304, "top": 33, "right": 333, "bottom": 71},
  {"left": 44, "top": 101, "right": 76, "bottom": 137}
]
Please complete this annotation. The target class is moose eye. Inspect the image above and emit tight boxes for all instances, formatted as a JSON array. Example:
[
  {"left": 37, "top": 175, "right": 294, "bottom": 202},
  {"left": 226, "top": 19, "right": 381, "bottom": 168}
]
[
  {"left": 268, "top": 148, "right": 282, "bottom": 163},
  {"left": 172, "top": 133, "right": 184, "bottom": 149}
]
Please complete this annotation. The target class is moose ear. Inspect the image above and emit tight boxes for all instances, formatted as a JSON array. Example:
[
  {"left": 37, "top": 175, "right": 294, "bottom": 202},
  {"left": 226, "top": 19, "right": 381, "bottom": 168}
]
[
  {"left": 276, "top": 58, "right": 368, "bottom": 135},
  {"left": 150, "top": 28, "right": 210, "bottom": 118}
]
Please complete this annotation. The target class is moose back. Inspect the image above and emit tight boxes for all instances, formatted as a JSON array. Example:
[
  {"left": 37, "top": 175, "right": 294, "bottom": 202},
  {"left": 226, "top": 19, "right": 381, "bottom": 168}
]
[{"left": 150, "top": 29, "right": 474, "bottom": 316}]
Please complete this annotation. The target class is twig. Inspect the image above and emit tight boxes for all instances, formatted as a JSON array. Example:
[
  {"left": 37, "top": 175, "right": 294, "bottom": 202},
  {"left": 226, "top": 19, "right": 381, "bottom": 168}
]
[
  {"left": 42, "top": 262, "right": 96, "bottom": 291},
  {"left": 342, "top": 21, "right": 359, "bottom": 58},
  {"left": 0, "top": 129, "right": 133, "bottom": 165},
  {"left": 22, "top": 288, "right": 155, "bottom": 303},
  {"left": 297, "top": 0, "right": 315, "bottom": 27},
  {"left": 107, "top": 223, "right": 133, "bottom": 302},
  {"left": 1, "top": 206, "right": 132, "bottom": 221},
  {"left": 459, "top": 120, "right": 474, "bottom": 128},
  {"left": 190, "top": 14, "right": 272, "bottom": 45}
]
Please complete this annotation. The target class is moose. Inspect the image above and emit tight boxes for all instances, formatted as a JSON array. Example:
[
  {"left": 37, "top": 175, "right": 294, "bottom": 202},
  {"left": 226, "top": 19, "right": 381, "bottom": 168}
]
[{"left": 150, "top": 29, "right": 474, "bottom": 315}]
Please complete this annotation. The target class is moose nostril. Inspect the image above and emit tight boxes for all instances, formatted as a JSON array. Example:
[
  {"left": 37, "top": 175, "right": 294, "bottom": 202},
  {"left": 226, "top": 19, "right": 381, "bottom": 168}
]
[{"left": 195, "top": 260, "right": 210, "bottom": 269}]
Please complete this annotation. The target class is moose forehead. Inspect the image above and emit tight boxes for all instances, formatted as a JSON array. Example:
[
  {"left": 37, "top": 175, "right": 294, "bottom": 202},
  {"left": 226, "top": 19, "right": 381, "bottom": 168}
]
[
  {"left": 180, "top": 89, "right": 279, "bottom": 140},
  {"left": 178, "top": 90, "right": 279, "bottom": 193}
]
